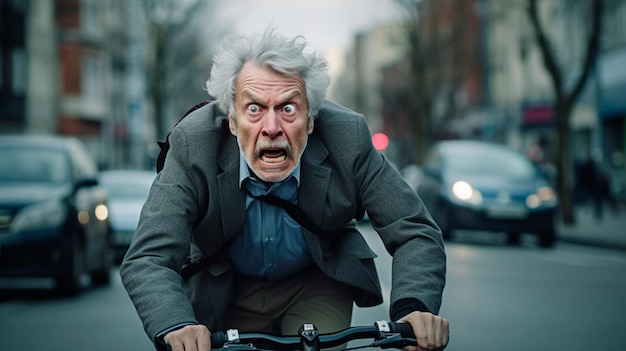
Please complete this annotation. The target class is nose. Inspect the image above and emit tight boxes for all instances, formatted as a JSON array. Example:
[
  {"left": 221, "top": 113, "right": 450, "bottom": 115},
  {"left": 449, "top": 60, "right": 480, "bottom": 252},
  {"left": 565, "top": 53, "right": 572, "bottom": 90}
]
[{"left": 261, "top": 109, "right": 283, "bottom": 138}]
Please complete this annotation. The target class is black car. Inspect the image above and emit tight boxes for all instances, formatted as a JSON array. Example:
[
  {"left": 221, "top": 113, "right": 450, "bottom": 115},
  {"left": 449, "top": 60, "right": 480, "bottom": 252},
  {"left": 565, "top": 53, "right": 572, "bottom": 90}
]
[
  {"left": 0, "top": 135, "right": 113, "bottom": 294},
  {"left": 417, "top": 140, "right": 558, "bottom": 247}
]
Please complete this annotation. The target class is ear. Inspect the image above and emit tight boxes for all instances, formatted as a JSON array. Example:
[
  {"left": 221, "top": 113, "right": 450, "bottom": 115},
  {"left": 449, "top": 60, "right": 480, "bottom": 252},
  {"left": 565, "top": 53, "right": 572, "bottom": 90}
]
[
  {"left": 307, "top": 118, "right": 314, "bottom": 134},
  {"left": 228, "top": 115, "right": 237, "bottom": 136}
]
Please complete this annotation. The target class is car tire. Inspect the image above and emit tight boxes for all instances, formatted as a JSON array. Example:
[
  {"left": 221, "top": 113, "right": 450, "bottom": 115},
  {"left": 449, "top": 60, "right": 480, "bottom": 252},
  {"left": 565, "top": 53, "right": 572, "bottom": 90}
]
[
  {"left": 91, "top": 270, "right": 111, "bottom": 286},
  {"left": 91, "top": 246, "right": 113, "bottom": 286},
  {"left": 538, "top": 229, "right": 557, "bottom": 248},
  {"left": 507, "top": 232, "right": 521, "bottom": 245},
  {"left": 436, "top": 202, "right": 453, "bottom": 240},
  {"left": 441, "top": 227, "right": 453, "bottom": 241},
  {"left": 55, "top": 237, "right": 86, "bottom": 295}
]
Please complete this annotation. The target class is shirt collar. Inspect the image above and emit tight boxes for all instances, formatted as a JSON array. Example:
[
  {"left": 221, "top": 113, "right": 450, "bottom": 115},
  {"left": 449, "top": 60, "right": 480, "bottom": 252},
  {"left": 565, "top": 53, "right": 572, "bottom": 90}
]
[{"left": 238, "top": 151, "right": 301, "bottom": 188}]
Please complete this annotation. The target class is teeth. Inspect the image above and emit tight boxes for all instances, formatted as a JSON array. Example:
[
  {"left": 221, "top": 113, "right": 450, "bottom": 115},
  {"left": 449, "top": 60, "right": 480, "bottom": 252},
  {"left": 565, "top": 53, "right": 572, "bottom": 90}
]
[{"left": 261, "top": 155, "right": 287, "bottom": 163}]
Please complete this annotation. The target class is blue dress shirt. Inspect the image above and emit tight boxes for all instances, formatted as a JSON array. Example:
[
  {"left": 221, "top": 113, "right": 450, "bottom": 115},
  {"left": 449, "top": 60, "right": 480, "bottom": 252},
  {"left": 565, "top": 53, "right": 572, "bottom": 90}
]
[{"left": 227, "top": 153, "right": 313, "bottom": 279}]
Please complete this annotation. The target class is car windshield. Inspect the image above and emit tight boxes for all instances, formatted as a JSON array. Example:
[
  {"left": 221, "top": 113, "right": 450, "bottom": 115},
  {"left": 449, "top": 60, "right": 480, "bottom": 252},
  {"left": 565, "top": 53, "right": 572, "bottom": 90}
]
[
  {"left": 0, "top": 147, "right": 70, "bottom": 184},
  {"left": 445, "top": 147, "right": 538, "bottom": 180},
  {"left": 102, "top": 178, "right": 152, "bottom": 199}
]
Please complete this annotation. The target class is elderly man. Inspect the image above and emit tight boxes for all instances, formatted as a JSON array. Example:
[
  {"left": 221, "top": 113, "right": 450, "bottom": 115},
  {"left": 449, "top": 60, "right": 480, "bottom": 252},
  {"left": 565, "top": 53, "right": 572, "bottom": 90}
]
[{"left": 121, "top": 28, "right": 448, "bottom": 351}]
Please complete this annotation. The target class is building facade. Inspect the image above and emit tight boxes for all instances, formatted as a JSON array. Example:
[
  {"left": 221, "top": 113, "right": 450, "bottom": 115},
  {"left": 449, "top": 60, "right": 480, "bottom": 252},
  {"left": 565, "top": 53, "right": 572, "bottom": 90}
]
[{"left": 0, "top": 0, "right": 151, "bottom": 169}]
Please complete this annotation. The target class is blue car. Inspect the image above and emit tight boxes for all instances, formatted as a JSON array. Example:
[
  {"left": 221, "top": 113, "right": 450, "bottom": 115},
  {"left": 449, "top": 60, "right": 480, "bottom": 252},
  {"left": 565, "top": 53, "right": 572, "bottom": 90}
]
[
  {"left": 417, "top": 140, "right": 558, "bottom": 247},
  {"left": 0, "top": 135, "right": 113, "bottom": 294}
]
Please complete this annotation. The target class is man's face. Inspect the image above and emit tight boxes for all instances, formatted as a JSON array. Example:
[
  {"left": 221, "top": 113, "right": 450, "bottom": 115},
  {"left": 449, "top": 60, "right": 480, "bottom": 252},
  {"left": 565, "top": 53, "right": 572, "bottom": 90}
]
[{"left": 229, "top": 62, "right": 313, "bottom": 182}]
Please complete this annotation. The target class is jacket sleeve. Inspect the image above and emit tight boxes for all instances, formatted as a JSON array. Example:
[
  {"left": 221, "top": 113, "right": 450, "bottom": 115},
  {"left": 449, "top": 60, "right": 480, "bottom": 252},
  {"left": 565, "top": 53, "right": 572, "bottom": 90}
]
[
  {"left": 120, "top": 124, "right": 204, "bottom": 342},
  {"left": 352, "top": 116, "right": 447, "bottom": 315}
]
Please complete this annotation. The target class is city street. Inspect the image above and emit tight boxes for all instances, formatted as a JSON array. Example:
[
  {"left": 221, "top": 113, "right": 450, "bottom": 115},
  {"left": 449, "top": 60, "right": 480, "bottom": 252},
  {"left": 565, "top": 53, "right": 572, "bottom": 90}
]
[
  {"left": 2, "top": 2, "right": 624, "bottom": 351},
  {"left": 1, "top": 223, "right": 625, "bottom": 351}
]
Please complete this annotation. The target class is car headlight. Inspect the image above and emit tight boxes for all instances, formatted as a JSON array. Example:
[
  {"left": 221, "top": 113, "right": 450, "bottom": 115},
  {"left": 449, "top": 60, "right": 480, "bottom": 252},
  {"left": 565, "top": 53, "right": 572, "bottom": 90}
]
[
  {"left": 11, "top": 200, "right": 68, "bottom": 233},
  {"left": 526, "top": 186, "right": 557, "bottom": 209},
  {"left": 95, "top": 204, "right": 109, "bottom": 221},
  {"left": 451, "top": 180, "right": 483, "bottom": 205}
]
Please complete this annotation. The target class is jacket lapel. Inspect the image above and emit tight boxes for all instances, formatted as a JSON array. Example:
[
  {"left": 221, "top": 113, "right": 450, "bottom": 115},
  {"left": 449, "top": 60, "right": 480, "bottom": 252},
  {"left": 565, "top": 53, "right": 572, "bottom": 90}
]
[
  {"left": 217, "top": 135, "right": 246, "bottom": 243},
  {"left": 299, "top": 134, "right": 331, "bottom": 227},
  {"left": 298, "top": 134, "right": 331, "bottom": 266}
]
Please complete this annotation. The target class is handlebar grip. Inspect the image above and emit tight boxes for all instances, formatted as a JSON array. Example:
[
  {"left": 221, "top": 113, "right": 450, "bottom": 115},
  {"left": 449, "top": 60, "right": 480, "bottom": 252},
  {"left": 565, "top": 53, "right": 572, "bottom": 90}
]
[
  {"left": 210, "top": 331, "right": 227, "bottom": 348},
  {"left": 389, "top": 322, "right": 415, "bottom": 338}
]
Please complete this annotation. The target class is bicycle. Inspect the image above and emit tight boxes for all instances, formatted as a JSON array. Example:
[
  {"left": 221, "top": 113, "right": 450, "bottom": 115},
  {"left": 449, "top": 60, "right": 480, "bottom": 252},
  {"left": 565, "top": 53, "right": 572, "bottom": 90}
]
[{"left": 209, "top": 320, "right": 417, "bottom": 351}]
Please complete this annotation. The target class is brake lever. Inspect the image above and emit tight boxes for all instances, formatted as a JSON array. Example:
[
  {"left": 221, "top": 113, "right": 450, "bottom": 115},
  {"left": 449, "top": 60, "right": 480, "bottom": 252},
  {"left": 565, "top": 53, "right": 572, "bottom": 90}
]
[
  {"left": 372, "top": 334, "right": 418, "bottom": 349},
  {"left": 219, "top": 343, "right": 258, "bottom": 351}
]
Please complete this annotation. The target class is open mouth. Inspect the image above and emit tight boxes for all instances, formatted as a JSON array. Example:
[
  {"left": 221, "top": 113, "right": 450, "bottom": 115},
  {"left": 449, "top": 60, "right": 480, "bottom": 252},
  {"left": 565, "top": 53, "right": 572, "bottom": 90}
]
[{"left": 260, "top": 149, "right": 288, "bottom": 163}]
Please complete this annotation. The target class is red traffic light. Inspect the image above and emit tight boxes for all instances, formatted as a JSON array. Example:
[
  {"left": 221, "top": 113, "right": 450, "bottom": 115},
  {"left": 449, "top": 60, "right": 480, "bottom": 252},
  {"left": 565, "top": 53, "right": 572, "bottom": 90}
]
[{"left": 372, "top": 133, "right": 389, "bottom": 151}]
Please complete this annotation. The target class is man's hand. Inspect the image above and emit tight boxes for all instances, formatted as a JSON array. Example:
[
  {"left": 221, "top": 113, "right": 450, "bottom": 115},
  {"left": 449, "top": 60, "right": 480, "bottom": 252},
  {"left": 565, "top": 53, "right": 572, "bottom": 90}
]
[
  {"left": 164, "top": 324, "right": 211, "bottom": 351},
  {"left": 398, "top": 311, "right": 449, "bottom": 351}
]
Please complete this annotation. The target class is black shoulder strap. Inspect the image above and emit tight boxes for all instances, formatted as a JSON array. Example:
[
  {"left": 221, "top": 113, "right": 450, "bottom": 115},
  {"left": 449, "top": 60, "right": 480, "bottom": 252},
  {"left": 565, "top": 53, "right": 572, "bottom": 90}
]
[
  {"left": 248, "top": 192, "right": 336, "bottom": 237},
  {"left": 181, "top": 192, "right": 334, "bottom": 280},
  {"left": 156, "top": 100, "right": 213, "bottom": 173}
]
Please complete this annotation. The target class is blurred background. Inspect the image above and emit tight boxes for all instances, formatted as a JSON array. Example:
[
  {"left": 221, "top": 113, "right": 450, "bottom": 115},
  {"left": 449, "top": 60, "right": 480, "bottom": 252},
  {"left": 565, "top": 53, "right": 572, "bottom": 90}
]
[
  {"left": 2, "top": 0, "right": 625, "bottom": 222},
  {"left": 2, "top": 1, "right": 626, "bottom": 350}
]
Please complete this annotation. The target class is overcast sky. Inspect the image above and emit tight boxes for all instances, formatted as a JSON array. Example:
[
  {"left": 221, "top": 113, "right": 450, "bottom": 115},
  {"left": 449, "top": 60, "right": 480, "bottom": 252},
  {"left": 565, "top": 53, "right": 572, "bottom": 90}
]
[{"left": 210, "top": 0, "right": 406, "bottom": 57}]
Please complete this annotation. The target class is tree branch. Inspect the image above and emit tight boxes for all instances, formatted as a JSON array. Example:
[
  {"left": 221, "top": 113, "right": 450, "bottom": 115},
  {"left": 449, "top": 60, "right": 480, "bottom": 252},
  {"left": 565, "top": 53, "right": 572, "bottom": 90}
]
[
  {"left": 527, "top": 0, "right": 563, "bottom": 97},
  {"left": 569, "top": 0, "right": 603, "bottom": 104}
]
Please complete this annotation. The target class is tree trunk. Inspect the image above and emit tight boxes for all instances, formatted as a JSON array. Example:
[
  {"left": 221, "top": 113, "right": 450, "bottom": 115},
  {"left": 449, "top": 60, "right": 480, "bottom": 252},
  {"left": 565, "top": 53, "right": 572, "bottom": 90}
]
[
  {"left": 555, "top": 99, "right": 575, "bottom": 224},
  {"left": 527, "top": 0, "right": 603, "bottom": 226}
]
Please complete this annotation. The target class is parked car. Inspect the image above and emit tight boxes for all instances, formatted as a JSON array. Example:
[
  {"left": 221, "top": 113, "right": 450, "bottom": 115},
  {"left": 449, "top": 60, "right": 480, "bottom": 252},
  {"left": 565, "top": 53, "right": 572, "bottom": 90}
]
[
  {"left": 401, "top": 164, "right": 423, "bottom": 192},
  {"left": 417, "top": 140, "right": 558, "bottom": 247},
  {"left": 99, "top": 169, "right": 154, "bottom": 262},
  {"left": 0, "top": 135, "right": 113, "bottom": 294}
]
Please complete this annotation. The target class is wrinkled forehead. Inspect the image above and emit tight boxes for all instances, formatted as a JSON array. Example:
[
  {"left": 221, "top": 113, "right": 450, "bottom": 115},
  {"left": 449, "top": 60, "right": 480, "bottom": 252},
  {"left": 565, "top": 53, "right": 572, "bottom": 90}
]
[{"left": 235, "top": 63, "right": 306, "bottom": 102}]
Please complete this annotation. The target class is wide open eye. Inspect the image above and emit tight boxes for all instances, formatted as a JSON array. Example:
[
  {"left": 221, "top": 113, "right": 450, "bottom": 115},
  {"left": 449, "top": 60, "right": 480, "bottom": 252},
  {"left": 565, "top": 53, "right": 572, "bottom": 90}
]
[
  {"left": 247, "top": 104, "right": 261, "bottom": 114},
  {"left": 282, "top": 103, "right": 296, "bottom": 115}
]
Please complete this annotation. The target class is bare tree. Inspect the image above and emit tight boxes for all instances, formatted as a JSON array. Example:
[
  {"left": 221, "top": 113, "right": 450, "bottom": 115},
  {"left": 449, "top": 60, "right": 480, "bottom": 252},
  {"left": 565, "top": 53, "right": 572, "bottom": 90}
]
[
  {"left": 405, "top": 2, "right": 432, "bottom": 164},
  {"left": 526, "top": 0, "right": 604, "bottom": 224},
  {"left": 396, "top": 0, "right": 488, "bottom": 163},
  {"left": 395, "top": 0, "right": 441, "bottom": 164},
  {"left": 141, "top": 0, "right": 213, "bottom": 140}
]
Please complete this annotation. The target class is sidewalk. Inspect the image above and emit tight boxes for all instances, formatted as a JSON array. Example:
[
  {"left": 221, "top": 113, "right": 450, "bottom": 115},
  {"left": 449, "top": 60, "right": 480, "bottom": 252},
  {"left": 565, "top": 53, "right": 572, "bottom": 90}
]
[{"left": 558, "top": 205, "right": 626, "bottom": 251}]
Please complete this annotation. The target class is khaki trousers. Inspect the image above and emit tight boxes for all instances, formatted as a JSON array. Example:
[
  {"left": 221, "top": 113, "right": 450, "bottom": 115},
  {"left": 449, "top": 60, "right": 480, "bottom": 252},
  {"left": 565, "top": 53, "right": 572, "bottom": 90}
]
[{"left": 224, "top": 267, "right": 355, "bottom": 336}]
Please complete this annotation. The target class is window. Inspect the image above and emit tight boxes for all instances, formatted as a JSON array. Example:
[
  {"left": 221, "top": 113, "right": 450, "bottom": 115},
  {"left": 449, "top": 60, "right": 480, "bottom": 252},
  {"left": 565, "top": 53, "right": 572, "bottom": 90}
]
[
  {"left": 81, "top": 0, "right": 100, "bottom": 37},
  {"left": 82, "top": 55, "right": 102, "bottom": 100},
  {"left": 11, "top": 48, "right": 26, "bottom": 94}
]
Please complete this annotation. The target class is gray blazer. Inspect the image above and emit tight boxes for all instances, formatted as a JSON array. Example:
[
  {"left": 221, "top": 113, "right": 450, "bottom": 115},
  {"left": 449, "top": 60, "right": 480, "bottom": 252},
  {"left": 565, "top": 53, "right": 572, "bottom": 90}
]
[{"left": 120, "top": 100, "right": 446, "bottom": 342}]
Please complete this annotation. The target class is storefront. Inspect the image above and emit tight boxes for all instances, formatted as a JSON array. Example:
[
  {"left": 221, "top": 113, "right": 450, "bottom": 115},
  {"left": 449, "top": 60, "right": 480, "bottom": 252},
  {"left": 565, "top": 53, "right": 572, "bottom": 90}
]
[{"left": 597, "top": 46, "right": 626, "bottom": 201}]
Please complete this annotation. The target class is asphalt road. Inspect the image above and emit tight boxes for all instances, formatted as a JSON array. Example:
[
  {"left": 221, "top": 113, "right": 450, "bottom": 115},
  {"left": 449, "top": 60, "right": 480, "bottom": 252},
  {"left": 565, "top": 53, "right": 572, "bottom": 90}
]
[
  {"left": 1, "top": 224, "right": 625, "bottom": 351},
  {"left": 356, "top": 225, "right": 626, "bottom": 351}
]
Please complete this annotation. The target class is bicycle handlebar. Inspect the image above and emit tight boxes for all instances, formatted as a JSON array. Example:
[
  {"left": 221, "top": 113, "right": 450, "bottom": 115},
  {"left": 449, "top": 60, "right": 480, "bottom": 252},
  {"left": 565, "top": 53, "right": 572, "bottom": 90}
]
[{"left": 210, "top": 321, "right": 416, "bottom": 351}]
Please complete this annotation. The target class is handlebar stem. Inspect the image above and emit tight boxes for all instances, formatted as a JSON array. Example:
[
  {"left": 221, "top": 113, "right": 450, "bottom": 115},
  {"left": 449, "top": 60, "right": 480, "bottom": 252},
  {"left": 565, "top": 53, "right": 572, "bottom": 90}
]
[{"left": 299, "top": 323, "right": 320, "bottom": 351}]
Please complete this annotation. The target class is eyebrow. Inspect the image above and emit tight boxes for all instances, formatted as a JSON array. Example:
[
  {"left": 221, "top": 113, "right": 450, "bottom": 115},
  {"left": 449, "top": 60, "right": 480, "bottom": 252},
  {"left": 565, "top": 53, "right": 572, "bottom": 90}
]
[{"left": 243, "top": 89, "right": 302, "bottom": 106}]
